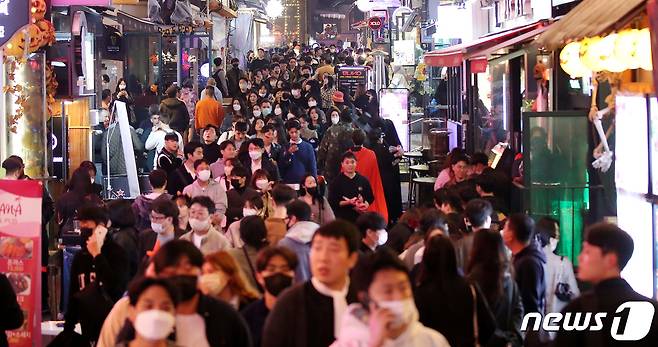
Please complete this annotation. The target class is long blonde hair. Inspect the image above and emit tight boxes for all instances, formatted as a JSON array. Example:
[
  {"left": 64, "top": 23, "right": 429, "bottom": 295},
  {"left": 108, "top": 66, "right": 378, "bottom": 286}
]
[{"left": 204, "top": 251, "right": 260, "bottom": 300}]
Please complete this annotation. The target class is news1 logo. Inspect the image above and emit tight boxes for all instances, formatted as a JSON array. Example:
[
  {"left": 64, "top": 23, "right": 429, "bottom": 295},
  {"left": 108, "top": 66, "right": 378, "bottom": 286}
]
[{"left": 521, "top": 301, "right": 655, "bottom": 341}]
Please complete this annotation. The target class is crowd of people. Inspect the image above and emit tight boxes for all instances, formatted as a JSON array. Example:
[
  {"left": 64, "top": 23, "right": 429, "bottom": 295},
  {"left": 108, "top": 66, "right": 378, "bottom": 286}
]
[{"left": 0, "top": 43, "right": 657, "bottom": 347}]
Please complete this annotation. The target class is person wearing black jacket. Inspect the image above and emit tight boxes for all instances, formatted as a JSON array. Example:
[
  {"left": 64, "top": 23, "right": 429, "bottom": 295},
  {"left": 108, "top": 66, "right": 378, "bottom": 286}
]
[
  {"left": 159, "top": 86, "right": 190, "bottom": 134},
  {"left": 263, "top": 220, "right": 360, "bottom": 347},
  {"left": 415, "top": 235, "right": 496, "bottom": 347},
  {"left": 502, "top": 213, "right": 546, "bottom": 315},
  {"left": 0, "top": 273, "right": 23, "bottom": 347},
  {"left": 157, "top": 133, "right": 183, "bottom": 175},
  {"left": 225, "top": 166, "right": 262, "bottom": 225},
  {"left": 106, "top": 200, "right": 140, "bottom": 279},
  {"left": 242, "top": 138, "right": 281, "bottom": 182},
  {"left": 555, "top": 223, "right": 658, "bottom": 346},
  {"left": 328, "top": 152, "right": 374, "bottom": 224},
  {"left": 468, "top": 230, "right": 524, "bottom": 347},
  {"left": 65, "top": 205, "right": 129, "bottom": 344},
  {"left": 201, "top": 125, "right": 221, "bottom": 165},
  {"left": 167, "top": 141, "right": 203, "bottom": 196}
]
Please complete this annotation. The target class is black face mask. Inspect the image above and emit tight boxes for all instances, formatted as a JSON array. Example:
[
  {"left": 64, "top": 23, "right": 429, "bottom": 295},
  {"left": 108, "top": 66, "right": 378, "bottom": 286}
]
[
  {"left": 230, "top": 179, "right": 242, "bottom": 189},
  {"left": 305, "top": 186, "right": 318, "bottom": 196},
  {"left": 232, "top": 63, "right": 239, "bottom": 68},
  {"left": 302, "top": 74, "right": 310, "bottom": 79},
  {"left": 80, "top": 227, "right": 94, "bottom": 248},
  {"left": 264, "top": 273, "right": 293, "bottom": 296},
  {"left": 168, "top": 275, "right": 199, "bottom": 301}
]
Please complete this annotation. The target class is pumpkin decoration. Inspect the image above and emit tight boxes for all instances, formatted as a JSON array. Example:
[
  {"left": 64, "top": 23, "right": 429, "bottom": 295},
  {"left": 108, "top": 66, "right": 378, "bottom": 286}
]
[
  {"left": 31, "top": 0, "right": 47, "bottom": 22},
  {"left": 3, "top": 34, "right": 25, "bottom": 57},
  {"left": 36, "top": 20, "right": 55, "bottom": 47}
]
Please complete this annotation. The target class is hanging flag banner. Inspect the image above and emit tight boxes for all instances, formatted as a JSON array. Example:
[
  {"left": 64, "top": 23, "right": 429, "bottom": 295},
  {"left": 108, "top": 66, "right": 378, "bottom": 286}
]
[{"left": 0, "top": 180, "right": 42, "bottom": 347}]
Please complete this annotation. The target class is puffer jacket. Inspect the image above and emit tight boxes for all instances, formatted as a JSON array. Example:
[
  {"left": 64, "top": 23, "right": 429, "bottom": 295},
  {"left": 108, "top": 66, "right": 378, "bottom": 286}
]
[{"left": 159, "top": 97, "right": 190, "bottom": 134}]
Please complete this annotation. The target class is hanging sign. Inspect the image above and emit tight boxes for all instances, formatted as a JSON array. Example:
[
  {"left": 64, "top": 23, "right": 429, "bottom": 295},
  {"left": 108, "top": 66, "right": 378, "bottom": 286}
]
[
  {"left": 0, "top": 0, "right": 30, "bottom": 48},
  {"left": 368, "top": 17, "right": 383, "bottom": 30},
  {"left": 0, "top": 180, "right": 43, "bottom": 347}
]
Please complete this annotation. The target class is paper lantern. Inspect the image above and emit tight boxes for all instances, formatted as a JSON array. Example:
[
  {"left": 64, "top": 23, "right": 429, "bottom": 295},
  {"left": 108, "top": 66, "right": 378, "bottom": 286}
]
[
  {"left": 580, "top": 36, "right": 606, "bottom": 72},
  {"left": 637, "top": 28, "right": 653, "bottom": 71},
  {"left": 597, "top": 34, "right": 626, "bottom": 72},
  {"left": 31, "top": 0, "right": 47, "bottom": 21},
  {"left": 560, "top": 41, "right": 589, "bottom": 78},
  {"left": 613, "top": 29, "right": 641, "bottom": 70}
]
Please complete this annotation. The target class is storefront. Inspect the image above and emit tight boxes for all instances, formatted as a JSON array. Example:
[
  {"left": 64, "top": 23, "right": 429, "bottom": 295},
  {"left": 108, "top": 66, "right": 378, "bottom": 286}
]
[{"left": 537, "top": 0, "right": 656, "bottom": 298}]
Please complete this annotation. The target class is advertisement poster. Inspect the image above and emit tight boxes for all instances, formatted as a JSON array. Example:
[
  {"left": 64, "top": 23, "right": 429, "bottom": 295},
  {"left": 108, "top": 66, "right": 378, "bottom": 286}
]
[
  {"left": 336, "top": 66, "right": 368, "bottom": 96},
  {"left": 0, "top": 180, "right": 42, "bottom": 347},
  {"left": 392, "top": 40, "right": 416, "bottom": 66},
  {"left": 379, "top": 88, "right": 409, "bottom": 151}
]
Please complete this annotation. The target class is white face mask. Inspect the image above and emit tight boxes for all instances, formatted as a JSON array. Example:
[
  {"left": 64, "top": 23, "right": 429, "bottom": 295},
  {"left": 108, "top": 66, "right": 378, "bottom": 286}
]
[
  {"left": 331, "top": 115, "right": 340, "bottom": 125},
  {"left": 274, "top": 108, "right": 282, "bottom": 116},
  {"left": 308, "top": 101, "right": 317, "bottom": 107},
  {"left": 197, "top": 169, "right": 211, "bottom": 182},
  {"left": 233, "top": 104, "right": 241, "bottom": 111},
  {"left": 256, "top": 179, "right": 269, "bottom": 190},
  {"left": 549, "top": 237, "right": 559, "bottom": 252},
  {"left": 134, "top": 309, "right": 175, "bottom": 341},
  {"left": 199, "top": 272, "right": 228, "bottom": 296},
  {"left": 119, "top": 84, "right": 126, "bottom": 90},
  {"left": 249, "top": 150, "right": 262, "bottom": 160},
  {"left": 151, "top": 221, "right": 165, "bottom": 234},
  {"left": 292, "top": 90, "right": 301, "bottom": 97},
  {"left": 377, "top": 298, "right": 419, "bottom": 329},
  {"left": 243, "top": 208, "right": 258, "bottom": 217},
  {"left": 376, "top": 229, "right": 388, "bottom": 246},
  {"left": 189, "top": 218, "right": 210, "bottom": 232},
  {"left": 259, "top": 92, "right": 267, "bottom": 97},
  {"left": 253, "top": 110, "right": 262, "bottom": 117}
]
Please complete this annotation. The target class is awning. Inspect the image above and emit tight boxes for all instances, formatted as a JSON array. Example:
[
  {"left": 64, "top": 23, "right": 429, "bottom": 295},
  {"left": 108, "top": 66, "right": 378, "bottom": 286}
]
[
  {"left": 423, "top": 21, "right": 550, "bottom": 69},
  {"left": 537, "top": 0, "right": 647, "bottom": 49}
]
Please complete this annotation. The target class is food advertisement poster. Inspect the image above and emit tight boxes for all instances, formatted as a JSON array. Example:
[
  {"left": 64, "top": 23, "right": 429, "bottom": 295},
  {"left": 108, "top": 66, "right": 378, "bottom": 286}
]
[{"left": 0, "top": 180, "right": 42, "bottom": 347}]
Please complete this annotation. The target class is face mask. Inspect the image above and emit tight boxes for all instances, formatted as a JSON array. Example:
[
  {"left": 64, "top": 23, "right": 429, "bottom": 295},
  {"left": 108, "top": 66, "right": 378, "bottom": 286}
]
[
  {"left": 253, "top": 110, "right": 262, "bottom": 117},
  {"left": 305, "top": 186, "right": 318, "bottom": 196},
  {"left": 549, "top": 237, "right": 559, "bottom": 252},
  {"left": 308, "top": 101, "right": 317, "bottom": 107},
  {"left": 302, "top": 73, "right": 310, "bottom": 79},
  {"left": 233, "top": 104, "right": 241, "bottom": 111},
  {"left": 377, "top": 298, "right": 418, "bottom": 329},
  {"left": 197, "top": 169, "right": 211, "bottom": 182},
  {"left": 262, "top": 108, "right": 272, "bottom": 116},
  {"left": 199, "top": 272, "right": 228, "bottom": 296},
  {"left": 232, "top": 63, "right": 239, "bottom": 68},
  {"left": 239, "top": 83, "right": 247, "bottom": 89},
  {"left": 189, "top": 218, "right": 210, "bottom": 232},
  {"left": 230, "top": 178, "right": 242, "bottom": 188},
  {"left": 264, "top": 273, "right": 293, "bottom": 296},
  {"left": 134, "top": 309, "right": 175, "bottom": 341},
  {"left": 255, "top": 179, "right": 269, "bottom": 190},
  {"left": 331, "top": 115, "right": 339, "bottom": 125},
  {"left": 274, "top": 108, "right": 282, "bottom": 116},
  {"left": 151, "top": 222, "right": 165, "bottom": 234},
  {"left": 376, "top": 229, "right": 388, "bottom": 246},
  {"left": 243, "top": 208, "right": 258, "bottom": 217},
  {"left": 249, "top": 150, "right": 262, "bottom": 160},
  {"left": 119, "top": 84, "right": 126, "bottom": 90},
  {"left": 270, "top": 82, "right": 277, "bottom": 88},
  {"left": 168, "top": 275, "right": 199, "bottom": 301},
  {"left": 292, "top": 90, "right": 301, "bottom": 97},
  {"left": 259, "top": 92, "right": 267, "bottom": 97},
  {"left": 287, "top": 114, "right": 296, "bottom": 120}
]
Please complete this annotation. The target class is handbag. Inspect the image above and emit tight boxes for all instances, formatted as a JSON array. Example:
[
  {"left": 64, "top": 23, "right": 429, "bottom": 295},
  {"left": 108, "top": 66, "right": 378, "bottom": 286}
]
[
  {"left": 554, "top": 256, "right": 574, "bottom": 302},
  {"left": 470, "top": 284, "right": 482, "bottom": 347}
]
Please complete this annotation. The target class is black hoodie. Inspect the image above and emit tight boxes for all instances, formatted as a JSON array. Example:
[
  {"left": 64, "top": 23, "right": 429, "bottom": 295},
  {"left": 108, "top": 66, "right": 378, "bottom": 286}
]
[{"left": 512, "top": 241, "right": 547, "bottom": 314}]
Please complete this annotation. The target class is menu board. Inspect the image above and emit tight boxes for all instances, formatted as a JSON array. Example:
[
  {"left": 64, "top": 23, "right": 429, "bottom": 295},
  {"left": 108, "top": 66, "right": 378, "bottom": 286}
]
[
  {"left": 379, "top": 88, "right": 409, "bottom": 151},
  {"left": 336, "top": 66, "right": 368, "bottom": 97},
  {"left": 0, "top": 180, "right": 42, "bottom": 347}
]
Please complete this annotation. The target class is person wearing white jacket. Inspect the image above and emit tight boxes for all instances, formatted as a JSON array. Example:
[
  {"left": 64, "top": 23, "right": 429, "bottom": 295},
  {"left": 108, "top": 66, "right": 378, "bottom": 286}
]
[
  {"left": 145, "top": 121, "right": 183, "bottom": 169},
  {"left": 331, "top": 249, "right": 450, "bottom": 347}
]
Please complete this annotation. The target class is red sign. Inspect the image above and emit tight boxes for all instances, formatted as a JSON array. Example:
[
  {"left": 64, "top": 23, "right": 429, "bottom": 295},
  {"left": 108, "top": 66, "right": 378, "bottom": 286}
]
[
  {"left": 0, "top": 180, "right": 43, "bottom": 347},
  {"left": 368, "top": 17, "right": 383, "bottom": 30}
]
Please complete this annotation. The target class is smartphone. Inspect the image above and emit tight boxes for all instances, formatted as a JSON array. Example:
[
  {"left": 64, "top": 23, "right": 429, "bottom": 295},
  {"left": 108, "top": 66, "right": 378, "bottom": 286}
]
[{"left": 95, "top": 225, "right": 108, "bottom": 249}]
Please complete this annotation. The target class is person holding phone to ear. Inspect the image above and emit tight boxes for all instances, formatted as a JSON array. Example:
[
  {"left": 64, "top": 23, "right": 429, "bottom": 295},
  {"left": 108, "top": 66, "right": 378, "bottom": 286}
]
[{"left": 331, "top": 249, "right": 450, "bottom": 347}]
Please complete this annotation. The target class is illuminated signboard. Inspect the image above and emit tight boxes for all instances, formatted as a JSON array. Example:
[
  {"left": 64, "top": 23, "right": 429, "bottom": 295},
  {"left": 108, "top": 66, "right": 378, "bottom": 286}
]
[
  {"left": 336, "top": 66, "right": 368, "bottom": 96},
  {"left": 0, "top": 0, "right": 30, "bottom": 48}
]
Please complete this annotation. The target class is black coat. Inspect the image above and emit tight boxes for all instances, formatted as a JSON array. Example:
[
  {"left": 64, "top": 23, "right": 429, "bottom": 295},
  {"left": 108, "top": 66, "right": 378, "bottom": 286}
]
[
  {"left": 262, "top": 281, "right": 358, "bottom": 347},
  {"left": 384, "top": 222, "right": 414, "bottom": 254},
  {"left": 203, "top": 142, "right": 222, "bottom": 165},
  {"left": 511, "top": 242, "right": 546, "bottom": 315},
  {"left": 243, "top": 158, "right": 281, "bottom": 183},
  {"left": 0, "top": 274, "right": 23, "bottom": 347},
  {"left": 554, "top": 277, "right": 658, "bottom": 347},
  {"left": 166, "top": 165, "right": 194, "bottom": 196},
  {"left": 415, "top": 277, "right": 496, "bottom": 347},
  {"left": 226, "top": 187, "right": 262, "bottom": 225},
  {"left": 159, "top": 98, "right": 190, "bottom": 134}
]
